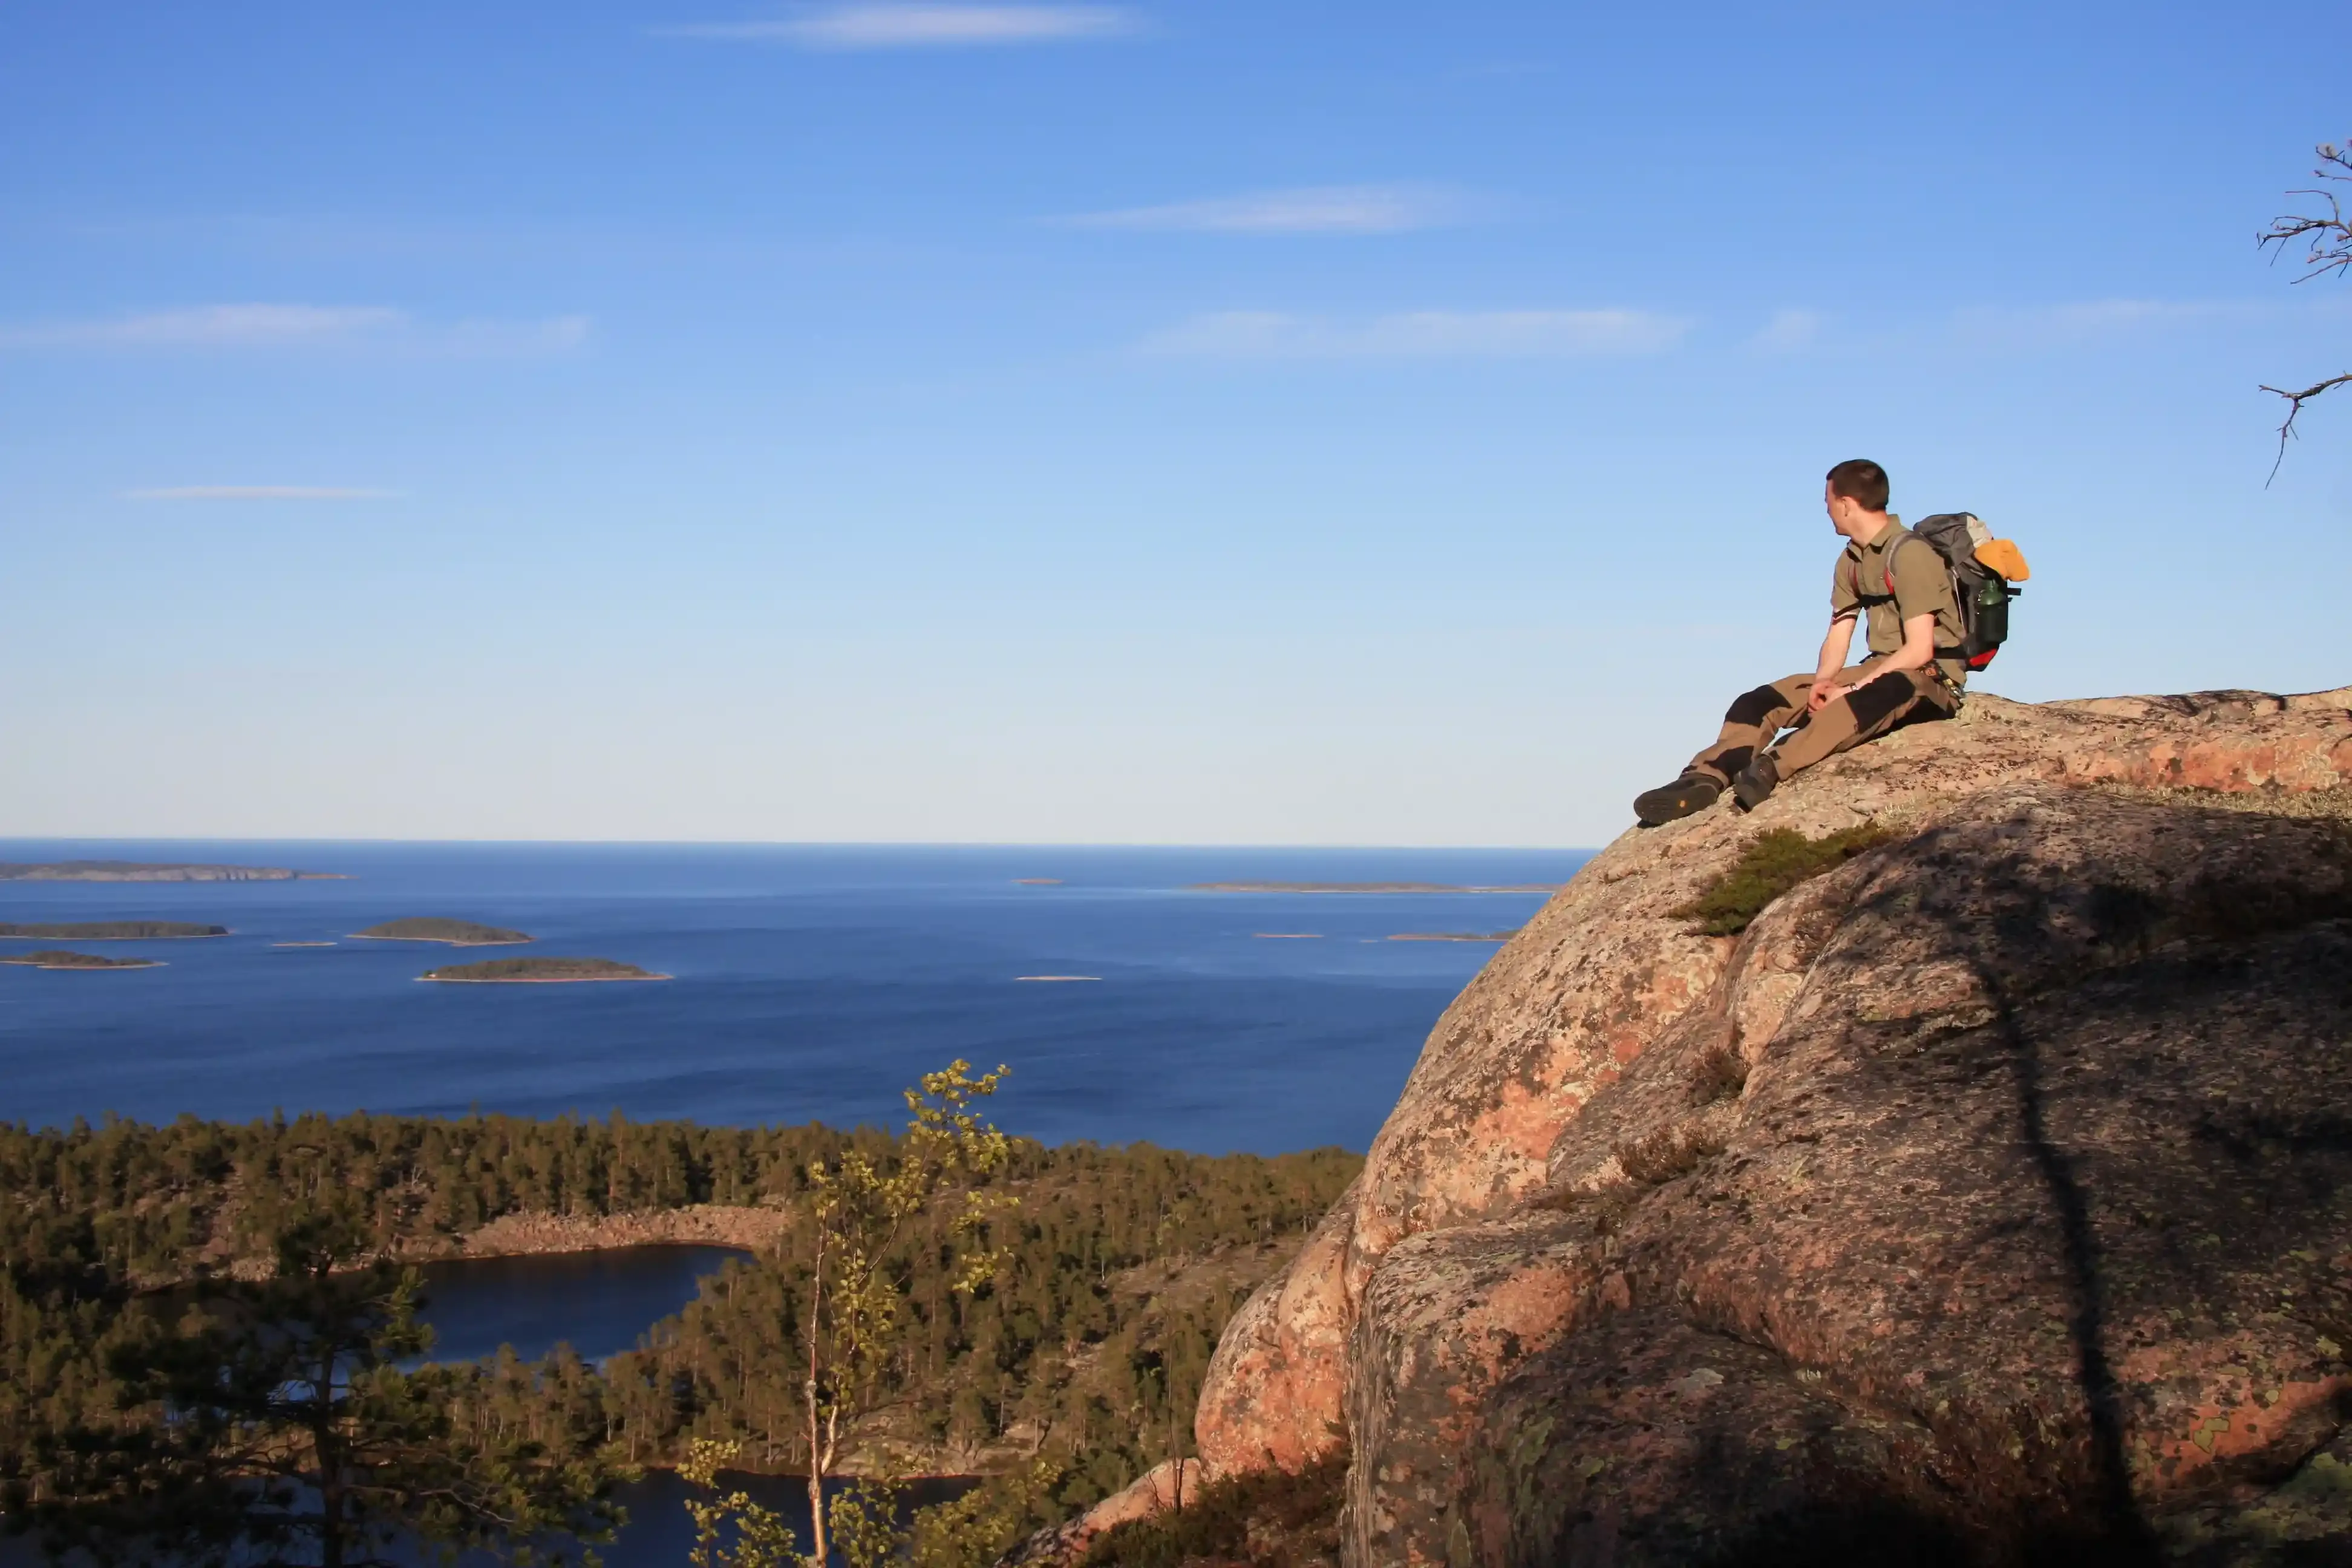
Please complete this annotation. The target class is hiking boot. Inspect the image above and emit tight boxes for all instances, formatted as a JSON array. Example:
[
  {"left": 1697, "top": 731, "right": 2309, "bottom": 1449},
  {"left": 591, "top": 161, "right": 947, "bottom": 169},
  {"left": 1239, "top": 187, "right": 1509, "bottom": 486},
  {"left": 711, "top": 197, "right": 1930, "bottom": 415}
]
[
  {"left": 1633, "top": 773, "right": 1722, "bottom": 826},
  {"left": 1732, "top": 754, "right": 1781, "bottom": 812}
]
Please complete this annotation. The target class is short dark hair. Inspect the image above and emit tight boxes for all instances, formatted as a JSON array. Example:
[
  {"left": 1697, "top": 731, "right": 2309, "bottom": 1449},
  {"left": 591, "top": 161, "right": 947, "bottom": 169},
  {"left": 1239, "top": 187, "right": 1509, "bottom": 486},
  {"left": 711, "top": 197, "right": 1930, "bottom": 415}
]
[{"left": 1826, "top": 459, "right": 1890, "bottom": 512}]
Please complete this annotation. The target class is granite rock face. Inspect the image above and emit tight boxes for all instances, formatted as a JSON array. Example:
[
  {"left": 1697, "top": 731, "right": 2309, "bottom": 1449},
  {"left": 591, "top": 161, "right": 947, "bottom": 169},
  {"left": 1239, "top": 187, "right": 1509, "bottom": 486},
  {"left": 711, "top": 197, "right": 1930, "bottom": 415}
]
[{"left": 1190, "top": 687, "right": 2352, "bottom": 1564}]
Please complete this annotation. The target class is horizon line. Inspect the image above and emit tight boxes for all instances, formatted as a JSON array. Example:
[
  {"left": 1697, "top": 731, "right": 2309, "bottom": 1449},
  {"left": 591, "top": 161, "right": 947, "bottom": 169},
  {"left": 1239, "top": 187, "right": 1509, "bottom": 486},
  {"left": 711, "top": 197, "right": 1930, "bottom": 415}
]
[{"left": 0, "top": 835, "right": 1598, "bottom": 853}]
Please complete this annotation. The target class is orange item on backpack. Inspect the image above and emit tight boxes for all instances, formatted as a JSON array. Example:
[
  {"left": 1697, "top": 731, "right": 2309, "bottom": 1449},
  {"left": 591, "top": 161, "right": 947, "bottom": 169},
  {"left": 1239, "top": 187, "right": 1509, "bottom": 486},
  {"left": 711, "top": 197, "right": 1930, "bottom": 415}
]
[{"left": 1973, "top": 538, "right": 2030, "bottom": 582}]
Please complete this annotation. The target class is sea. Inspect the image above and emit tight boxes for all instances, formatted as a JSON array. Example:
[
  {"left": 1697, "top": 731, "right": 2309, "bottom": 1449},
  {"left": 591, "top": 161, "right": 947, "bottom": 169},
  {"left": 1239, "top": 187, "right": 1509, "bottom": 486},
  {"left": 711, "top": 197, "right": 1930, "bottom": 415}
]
[
  {"left": 0, "top": 838, "right": 1589, "bottom": 1565},
  {"left": 0, "top": 840, "right": 1587, "bottom": 1152}
]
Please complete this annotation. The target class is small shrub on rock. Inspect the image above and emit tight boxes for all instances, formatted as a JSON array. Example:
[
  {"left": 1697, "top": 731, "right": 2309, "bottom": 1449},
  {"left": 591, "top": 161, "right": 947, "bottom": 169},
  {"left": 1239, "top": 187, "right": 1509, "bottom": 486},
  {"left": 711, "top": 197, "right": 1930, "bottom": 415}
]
[
  {"left": 1080, "top": 1453, "right": 1347, "bottom": 1568},
  {"left": 1612, "top": 1119, "right": 1728, "bottom": 1186},
  {"left": 1686, "top": 1044, "right": 1749, "bottom": 1104},
  {"left": 1671, "top": 824, "right": 1896, "bottom": 936}
]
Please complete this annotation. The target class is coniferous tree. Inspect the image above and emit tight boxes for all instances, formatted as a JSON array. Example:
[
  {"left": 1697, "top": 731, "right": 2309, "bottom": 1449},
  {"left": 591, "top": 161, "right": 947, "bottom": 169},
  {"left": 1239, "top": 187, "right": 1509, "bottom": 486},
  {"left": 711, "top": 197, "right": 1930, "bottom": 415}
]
[{"left": 18, "top": 1213, "right": 622, "bottom": 1567}]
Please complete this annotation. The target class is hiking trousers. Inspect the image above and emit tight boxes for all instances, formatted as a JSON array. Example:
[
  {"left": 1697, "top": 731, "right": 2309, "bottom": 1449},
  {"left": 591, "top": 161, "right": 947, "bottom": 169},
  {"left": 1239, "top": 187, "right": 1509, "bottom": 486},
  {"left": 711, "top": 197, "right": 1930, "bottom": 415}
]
[{"left": 1687, "top": 665, "right": 1956, "bottom": 786}]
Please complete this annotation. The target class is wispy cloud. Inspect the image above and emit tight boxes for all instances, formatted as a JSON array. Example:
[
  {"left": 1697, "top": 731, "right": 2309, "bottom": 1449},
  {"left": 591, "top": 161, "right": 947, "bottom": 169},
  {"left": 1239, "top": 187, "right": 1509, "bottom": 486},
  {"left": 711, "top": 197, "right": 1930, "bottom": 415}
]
[
  {"left": 1750, "top": 308, "right": 1824, "bottom": 352},
  {"left": 1737, "top": 298, "right": 2298, "bottom": 358},
  {"left": 434, "top": 315, "right": 592, "bottom": 354},
  {"left": 30, "top": 304, "right": 402, "bottom": 347},
  {"left": 0, "top": 304, "right": 589, "bottom": 356},
  {"left": 1946, "top": 298, "right": 2264, "bottom": 350},
  {"left": 664, "top": 4, "right": 1140, "bottom": 48},
  {"left": 1141, "top": 309, "right": 1693, "bottom": 360},
  {"left": 1947, "top": 297, "right": 2295, "bottom": 352},
  {"left": 1063, "top": 185, "right": 1488, "bottom": 236},
  {"left": 124, "top": 486, "right": 397, "bottom": 502}
]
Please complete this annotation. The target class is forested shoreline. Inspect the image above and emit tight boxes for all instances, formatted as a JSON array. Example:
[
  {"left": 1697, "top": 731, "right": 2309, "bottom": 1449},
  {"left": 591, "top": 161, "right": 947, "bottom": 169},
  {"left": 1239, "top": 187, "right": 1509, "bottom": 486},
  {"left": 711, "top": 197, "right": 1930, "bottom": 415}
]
[
  {"left": 0, "top": 1108, "right": 1352, "bottom": 1281},
  {"left": 1, "top": 1106, "right": 1359, "bottom": 1560}
]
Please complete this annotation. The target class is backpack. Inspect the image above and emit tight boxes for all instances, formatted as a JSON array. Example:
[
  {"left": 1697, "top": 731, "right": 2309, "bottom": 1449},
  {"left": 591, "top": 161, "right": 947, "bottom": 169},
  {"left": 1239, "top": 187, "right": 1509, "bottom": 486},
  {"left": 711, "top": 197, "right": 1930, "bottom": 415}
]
[{"left": 1846, "top": 512, "right": 2026, "bottom": 672}]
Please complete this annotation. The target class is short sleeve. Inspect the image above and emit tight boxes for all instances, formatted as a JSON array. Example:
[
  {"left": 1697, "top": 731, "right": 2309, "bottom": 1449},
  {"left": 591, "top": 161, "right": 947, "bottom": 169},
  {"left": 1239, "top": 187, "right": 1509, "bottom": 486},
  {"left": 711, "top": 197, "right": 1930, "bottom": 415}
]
[
  {"left": 1829, "top": 552, "right": 1860, "bottom": 616},
  {"left": 1890, "top": 538, "right": 1955, "bottom": 621}
]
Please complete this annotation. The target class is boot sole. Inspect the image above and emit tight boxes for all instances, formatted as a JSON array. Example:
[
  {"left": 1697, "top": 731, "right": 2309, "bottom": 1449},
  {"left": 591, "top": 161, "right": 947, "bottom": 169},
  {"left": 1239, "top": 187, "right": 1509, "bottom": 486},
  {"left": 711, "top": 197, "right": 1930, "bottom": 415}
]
[{"left": 1634, "top": 783, "right": 1719, "bottom": 825}]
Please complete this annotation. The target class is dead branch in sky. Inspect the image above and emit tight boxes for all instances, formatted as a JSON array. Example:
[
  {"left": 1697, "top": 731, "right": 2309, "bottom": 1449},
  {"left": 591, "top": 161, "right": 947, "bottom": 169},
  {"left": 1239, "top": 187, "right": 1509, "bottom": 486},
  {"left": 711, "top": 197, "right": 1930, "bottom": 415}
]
[{"left": 2259, "top": 142, "right": 2351, "bottom": 482}]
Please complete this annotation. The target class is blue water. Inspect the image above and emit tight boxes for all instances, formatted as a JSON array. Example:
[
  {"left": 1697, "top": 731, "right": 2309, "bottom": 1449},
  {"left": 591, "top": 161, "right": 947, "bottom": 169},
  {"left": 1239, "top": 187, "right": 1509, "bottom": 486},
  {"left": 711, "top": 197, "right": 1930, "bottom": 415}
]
[
  {"left": 0, "top": 841, "right": 1597, "bottom": 1564},
  {"left": 386, "top": 1474, "right": 971, "bottom": 1568},
  {"left": 4, "top": 1463, "right": 959, "bottom": 1568},
  {"left": 0, "top": 840, "right": 1585, "bottom": 1154},
  {"left": 413, "top": 1244, "right": 748, "bottom": 1366}
]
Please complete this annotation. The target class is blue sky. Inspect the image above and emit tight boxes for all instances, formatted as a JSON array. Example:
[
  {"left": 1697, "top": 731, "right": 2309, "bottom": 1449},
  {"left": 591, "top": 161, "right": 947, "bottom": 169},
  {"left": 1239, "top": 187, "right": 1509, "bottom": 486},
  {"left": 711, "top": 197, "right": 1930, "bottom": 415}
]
[{"left": 2, "top": 1, "right": 2346, "bottom": 845}]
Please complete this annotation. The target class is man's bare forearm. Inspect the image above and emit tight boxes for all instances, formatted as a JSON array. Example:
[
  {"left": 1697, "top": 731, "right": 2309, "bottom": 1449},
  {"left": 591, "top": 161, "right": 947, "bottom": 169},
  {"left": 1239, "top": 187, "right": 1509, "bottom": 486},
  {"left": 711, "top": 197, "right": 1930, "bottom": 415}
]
[
  {"left": 1874, "top": 612, "right": 1938, "bottom": 675},
  {"left": 1815, "top": 617, "right": 1857, "bottom": 683}
]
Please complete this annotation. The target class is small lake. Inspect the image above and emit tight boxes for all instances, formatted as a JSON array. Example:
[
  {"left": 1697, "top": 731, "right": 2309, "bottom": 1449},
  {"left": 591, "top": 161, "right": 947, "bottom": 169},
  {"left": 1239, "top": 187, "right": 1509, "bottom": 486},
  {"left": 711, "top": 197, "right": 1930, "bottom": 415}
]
[
  {"left": 413, "top": 1243, "right": 748, "bottom": 1365},
  {"left": 7, "top": 1471, "right": 970, "bottom": 1568},
  {"left": 416, "top": 1245, "right": 955, "bottom": 1568},
  {"left": 5, "top": 1246, "right": 961, "bottom": 1567},
  {"left": 407, "top": 1474, "right": 975, "bottom": 1567}
]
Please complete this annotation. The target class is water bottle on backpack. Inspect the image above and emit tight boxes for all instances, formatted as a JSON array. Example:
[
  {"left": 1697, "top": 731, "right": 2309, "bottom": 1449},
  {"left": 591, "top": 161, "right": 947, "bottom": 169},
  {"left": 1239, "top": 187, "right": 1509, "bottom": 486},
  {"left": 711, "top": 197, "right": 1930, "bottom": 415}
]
[{"left": 1896, "top": 512, "right": 2029, "bottom": 671}]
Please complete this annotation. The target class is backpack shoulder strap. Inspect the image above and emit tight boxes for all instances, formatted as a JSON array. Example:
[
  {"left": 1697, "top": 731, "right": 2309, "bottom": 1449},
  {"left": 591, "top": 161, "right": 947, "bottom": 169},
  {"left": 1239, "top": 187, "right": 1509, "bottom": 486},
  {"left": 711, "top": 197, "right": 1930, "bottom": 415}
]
[{"left": 1880, "top": 529, "right": 1915, "bottom": 596}]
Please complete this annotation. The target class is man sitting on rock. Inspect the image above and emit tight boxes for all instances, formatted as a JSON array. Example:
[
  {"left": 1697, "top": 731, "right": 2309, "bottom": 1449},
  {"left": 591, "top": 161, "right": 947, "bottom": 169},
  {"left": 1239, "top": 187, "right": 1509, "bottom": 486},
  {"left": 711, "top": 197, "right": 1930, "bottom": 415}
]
[{"left": 1634, "top": 458, "right": 1965, "bottom": 825}]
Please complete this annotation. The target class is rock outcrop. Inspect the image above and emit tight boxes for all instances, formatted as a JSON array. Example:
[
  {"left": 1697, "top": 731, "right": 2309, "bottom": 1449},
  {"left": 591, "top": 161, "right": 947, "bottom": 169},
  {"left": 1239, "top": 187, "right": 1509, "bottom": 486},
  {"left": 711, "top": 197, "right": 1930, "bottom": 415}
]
[{"left": 1192, "top": 687, "right": 2352, "bottom": 1563}]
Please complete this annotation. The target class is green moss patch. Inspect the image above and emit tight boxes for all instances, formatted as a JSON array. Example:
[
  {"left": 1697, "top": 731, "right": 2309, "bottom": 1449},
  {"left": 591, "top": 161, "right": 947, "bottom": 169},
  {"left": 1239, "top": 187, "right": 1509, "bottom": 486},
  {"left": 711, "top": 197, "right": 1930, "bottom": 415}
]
[{"left": 1670, "top": 825, "right": 1896, "bottom": 936}]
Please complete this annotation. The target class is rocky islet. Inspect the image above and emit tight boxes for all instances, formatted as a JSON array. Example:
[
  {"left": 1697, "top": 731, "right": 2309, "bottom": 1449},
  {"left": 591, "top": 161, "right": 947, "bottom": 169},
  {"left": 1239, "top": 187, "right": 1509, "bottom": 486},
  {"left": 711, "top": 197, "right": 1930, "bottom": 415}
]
[
  {"left": 0, "top": 950, "right": 163, "bottom": 970},
  {"left": 421, "top": 956, "right": 670, "bottom": 983},
  {"left": 352, "top": 916, "right": 535, "bottom": 946},
  {"left": 0, "top": 861, "right": 325, "bottom": 881},
  {"left": 0, "top": 921, "right": 227, "bottom": 939}
]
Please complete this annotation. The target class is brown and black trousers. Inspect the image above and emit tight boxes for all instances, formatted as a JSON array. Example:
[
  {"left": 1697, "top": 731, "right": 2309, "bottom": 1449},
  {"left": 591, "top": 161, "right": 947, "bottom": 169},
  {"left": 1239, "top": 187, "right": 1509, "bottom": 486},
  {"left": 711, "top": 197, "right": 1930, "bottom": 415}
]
[{"left": 1687, "top": 662, "right": 1956, "bottom": 786}]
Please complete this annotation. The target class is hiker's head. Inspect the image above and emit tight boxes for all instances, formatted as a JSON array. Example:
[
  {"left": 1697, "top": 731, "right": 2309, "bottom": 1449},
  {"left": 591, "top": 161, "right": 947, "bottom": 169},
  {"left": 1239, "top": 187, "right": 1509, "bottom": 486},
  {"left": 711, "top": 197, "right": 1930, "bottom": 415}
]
[{"left": 1823, "top": 459, "right": 1891, "bottom": 538}]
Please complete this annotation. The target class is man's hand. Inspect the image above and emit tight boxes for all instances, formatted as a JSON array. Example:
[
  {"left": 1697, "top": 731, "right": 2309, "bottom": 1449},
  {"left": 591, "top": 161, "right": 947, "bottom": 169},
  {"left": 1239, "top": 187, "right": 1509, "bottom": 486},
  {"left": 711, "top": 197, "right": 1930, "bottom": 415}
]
[{"left": 1807, "top": 680, "right": 1847, "bottom": 714}]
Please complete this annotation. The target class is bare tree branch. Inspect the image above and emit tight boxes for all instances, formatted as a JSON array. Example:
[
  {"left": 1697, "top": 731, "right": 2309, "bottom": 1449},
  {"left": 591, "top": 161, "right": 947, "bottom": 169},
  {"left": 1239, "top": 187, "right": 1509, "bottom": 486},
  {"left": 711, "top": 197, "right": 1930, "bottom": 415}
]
[
  {"left": 2259, "top": 142, "right": 2352, "bottom": 481},
  {"left": 2261, "top": 373, "right": 2352, "bottom": 485},
  {"left": 2262, "top": 142, "right": 2352, "bottom": 282}
]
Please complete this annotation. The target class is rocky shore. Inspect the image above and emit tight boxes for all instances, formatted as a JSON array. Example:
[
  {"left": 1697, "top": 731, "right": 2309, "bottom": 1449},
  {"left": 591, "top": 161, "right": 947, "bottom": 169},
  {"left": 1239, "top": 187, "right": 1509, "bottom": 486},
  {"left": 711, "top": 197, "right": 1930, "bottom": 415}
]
[
  {"left": 179, "top": 1205, "right": 789, "bottom": 1284},
  {"left": 434, "top": 1203, "right": 788, "bottom": 1259}
]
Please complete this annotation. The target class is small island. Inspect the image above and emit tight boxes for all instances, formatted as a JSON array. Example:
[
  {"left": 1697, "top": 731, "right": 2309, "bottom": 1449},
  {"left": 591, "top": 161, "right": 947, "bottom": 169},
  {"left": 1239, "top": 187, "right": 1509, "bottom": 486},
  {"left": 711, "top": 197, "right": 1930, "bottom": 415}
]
[
  {"left": 354, "top": 918, "right": 533, "bottom": 947},
  {"left": 421, "top": 957, "right": 668, "bottom": 984},
  {"left": 1187, "top": 881, "right": 1560, "bottom": 895},
  {"left": 0, "top": 949, "right": 163, "bottom": 970},
  {"left": 0, "top": 861, "right": 332, "bottom": 882},
  {"left": 1386, "top": 931, "right": 1521, "bottom": 942},
  {"left": 0, "top": 921, "right": 227, "bottom": 939},
  {"left": 1013, "top": 878, "right": 1064, "bottom": 886}
]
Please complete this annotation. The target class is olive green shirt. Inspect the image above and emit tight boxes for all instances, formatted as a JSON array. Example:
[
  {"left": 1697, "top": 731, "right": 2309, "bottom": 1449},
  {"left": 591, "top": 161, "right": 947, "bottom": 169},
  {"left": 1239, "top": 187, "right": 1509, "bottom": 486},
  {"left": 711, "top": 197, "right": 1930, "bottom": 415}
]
[{"left": 1829, "top": 517, "right": 1967, "bottom": 687}]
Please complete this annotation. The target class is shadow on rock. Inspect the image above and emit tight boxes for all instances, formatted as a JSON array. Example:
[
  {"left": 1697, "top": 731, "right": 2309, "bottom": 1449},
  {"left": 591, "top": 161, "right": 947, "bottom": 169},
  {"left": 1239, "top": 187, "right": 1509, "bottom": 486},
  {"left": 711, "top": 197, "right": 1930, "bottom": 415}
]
[{"left": 1424, "top": 785, "right": 2352, "bottom": 1567}]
